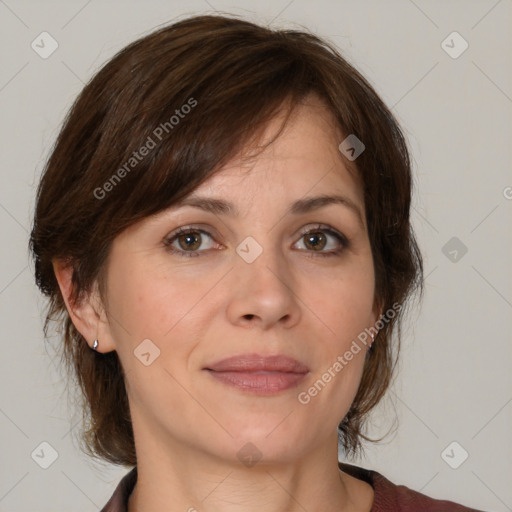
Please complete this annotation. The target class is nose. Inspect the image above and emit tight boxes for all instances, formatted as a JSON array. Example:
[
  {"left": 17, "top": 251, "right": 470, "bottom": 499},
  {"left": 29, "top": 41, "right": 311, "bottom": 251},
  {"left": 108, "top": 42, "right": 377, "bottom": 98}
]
[{"left": 225, "top": 239, "right": 302, "bottom": 331}]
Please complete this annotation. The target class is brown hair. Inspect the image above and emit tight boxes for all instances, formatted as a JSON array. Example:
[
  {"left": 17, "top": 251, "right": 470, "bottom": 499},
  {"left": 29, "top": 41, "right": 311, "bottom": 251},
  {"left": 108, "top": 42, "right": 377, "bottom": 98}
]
[{"left": 29, "top": 14, "right": 423, "bottom": 466}]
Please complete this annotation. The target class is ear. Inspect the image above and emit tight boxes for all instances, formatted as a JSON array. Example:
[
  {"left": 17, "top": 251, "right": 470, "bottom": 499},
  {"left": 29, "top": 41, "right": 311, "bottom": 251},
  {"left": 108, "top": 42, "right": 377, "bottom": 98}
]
[{"left": 52, "top": 259, "right": 116, "bottom": 353}]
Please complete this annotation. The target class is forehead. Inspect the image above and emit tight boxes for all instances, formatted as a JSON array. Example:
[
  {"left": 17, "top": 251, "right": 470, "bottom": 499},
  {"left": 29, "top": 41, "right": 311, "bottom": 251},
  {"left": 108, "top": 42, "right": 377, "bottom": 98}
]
[{"left": 190, "top": 96, "right": 364, "bottom": 207}]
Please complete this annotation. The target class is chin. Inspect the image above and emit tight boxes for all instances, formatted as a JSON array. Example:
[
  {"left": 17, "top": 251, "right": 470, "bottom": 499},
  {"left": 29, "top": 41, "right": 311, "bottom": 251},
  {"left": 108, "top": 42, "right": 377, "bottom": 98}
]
[{"left": 226, "top": 424, "right": 308, "bottom": 461}]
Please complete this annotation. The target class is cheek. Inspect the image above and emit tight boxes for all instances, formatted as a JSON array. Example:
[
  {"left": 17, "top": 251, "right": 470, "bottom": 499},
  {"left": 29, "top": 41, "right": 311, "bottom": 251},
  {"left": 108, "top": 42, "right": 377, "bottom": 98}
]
[
  {"left": 305, "top": 260, "right": 375, "bottom": 341},
  {"left": 297, "top": 261, "right": 374, "bottom": 408},
  {"left": 106, "top": 254, "right": 221, "bottom": 369},
  {"left": 106, "top": 257, "right": 212, "bottom": 414},
  {"left": 106, "top": 255, "right": 188, "bottom": 335}
]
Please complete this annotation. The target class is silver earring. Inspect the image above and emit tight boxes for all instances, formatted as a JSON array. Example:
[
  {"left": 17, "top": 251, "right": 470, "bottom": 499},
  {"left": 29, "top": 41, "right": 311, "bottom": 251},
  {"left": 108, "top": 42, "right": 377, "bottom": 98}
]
[{"left": 92, "top": 339, "right": 99, "bottom": 351}]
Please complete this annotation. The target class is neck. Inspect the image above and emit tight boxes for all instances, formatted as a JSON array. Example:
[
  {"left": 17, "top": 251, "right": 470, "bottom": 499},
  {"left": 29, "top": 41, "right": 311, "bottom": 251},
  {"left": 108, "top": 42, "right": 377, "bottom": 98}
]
[{"left": 126, "top": 430, "right": 372, "bottom": 512}]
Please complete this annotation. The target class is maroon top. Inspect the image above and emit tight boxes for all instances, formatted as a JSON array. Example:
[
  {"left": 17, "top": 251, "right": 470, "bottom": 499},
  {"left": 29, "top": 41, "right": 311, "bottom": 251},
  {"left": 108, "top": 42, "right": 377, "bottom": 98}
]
[{"left": 100, "top": 462, "right": 486, "bottom": 511}]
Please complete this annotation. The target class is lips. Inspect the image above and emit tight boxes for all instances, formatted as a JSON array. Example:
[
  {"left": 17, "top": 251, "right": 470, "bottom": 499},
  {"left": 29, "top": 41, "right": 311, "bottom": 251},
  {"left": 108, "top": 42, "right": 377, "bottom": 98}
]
[
  {"left": 203, "top": 353, "right": 309, "bottom": 395},
  {"left": 204, "top": 353, "right": 309, "bottom": 373}
]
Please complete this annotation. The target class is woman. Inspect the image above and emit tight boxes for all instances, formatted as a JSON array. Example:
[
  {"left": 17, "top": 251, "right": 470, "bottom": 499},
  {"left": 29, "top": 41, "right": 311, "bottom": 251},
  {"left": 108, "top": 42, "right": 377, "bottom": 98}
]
[{"left": 29, "top": 14, "right": 485, "bottom": 512}]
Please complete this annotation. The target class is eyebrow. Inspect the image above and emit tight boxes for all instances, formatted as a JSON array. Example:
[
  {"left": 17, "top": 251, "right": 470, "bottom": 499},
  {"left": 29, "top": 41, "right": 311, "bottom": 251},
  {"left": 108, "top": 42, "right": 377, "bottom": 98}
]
[{"left": 174, "top": 194, "right": 365, "bottom": 227}]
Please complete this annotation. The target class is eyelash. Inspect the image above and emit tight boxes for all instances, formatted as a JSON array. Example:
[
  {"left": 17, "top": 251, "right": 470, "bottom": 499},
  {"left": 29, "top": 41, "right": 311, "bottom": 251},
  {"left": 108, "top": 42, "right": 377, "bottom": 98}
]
[{"left": 164, "top": 224, "right": 349, "bottom": 259}]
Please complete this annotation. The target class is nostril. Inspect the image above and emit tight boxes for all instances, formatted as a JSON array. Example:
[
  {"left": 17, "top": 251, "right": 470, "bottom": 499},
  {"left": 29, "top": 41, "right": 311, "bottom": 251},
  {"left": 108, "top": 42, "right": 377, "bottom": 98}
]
[{"left": 244, "top": 314, "right": 255, "bottom": 320}]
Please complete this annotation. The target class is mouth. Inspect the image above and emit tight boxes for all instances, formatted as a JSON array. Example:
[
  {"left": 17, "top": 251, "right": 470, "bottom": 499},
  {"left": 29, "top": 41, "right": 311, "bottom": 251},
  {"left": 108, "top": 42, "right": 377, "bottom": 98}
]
[{"left": 203, "top": 353, "right": 309, "bottom": 395}]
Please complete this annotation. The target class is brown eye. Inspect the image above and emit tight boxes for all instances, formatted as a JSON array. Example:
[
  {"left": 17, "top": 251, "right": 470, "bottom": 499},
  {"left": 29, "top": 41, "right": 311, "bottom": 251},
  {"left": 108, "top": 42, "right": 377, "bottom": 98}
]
[
  {"left": 164, "top": 227, "right": 217, "bottom": 257},
  {"left": 303, "top": 232, "right": 327, "bottom": 251},
  {"left": 293, "top": 225, "right": 348, "bottom": 257},
  {"left": 177, "top": 231, "right": 202, "bottom": 251}
]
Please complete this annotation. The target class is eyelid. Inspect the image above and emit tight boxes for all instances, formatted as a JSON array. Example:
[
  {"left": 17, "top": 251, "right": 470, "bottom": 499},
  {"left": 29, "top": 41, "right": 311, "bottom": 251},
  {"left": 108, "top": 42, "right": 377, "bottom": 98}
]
[
  {"left": 295, "top": 223, "right": 346, "bottom": 240},
  {"left": 293, "top": 223, "right": 349, "bottom": 253},
  {"left": 163, "top": 225, "right": 222, "bottom": 255},
  {"left": 164, "top": 222, "right": 349, "bottom": 258},
  {"left": 165, "top": 224, "right": 219, "bottom": 242}
]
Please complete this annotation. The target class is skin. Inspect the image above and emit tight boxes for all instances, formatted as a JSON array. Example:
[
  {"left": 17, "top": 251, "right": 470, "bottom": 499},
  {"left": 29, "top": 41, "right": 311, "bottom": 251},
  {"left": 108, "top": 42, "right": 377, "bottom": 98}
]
[{"left": 54, "top": 94, "right": 382, "bottom": 512}]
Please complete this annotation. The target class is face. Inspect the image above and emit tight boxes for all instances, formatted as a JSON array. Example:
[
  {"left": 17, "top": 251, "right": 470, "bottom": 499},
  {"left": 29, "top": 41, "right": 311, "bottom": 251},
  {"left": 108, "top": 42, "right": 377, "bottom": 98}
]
[{"left": 95, "top": 95, "right": 380, "bottom": 466}]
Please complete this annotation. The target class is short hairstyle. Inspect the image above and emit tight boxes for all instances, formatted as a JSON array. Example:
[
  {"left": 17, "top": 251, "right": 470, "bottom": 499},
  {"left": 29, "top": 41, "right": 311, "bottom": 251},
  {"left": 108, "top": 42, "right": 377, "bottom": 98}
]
[{"left": 29, "top": 14, "right": 423, "bottom": 466}]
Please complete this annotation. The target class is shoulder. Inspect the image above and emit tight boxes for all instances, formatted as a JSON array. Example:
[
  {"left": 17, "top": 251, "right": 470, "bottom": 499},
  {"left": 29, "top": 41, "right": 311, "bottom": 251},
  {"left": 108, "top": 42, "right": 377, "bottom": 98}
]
[
  {"left": 338, "top": 462, "right": 487, "bottom": 512},
  {"left": 100, "top": 467, "right": 137, "bottom": 512}
]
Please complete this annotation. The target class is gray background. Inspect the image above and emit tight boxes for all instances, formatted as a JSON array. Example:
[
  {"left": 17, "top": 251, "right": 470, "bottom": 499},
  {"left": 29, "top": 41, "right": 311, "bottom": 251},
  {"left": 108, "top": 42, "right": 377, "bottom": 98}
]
[{"left": 1, "top": 0, "right": 511, "bottom": 511}]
